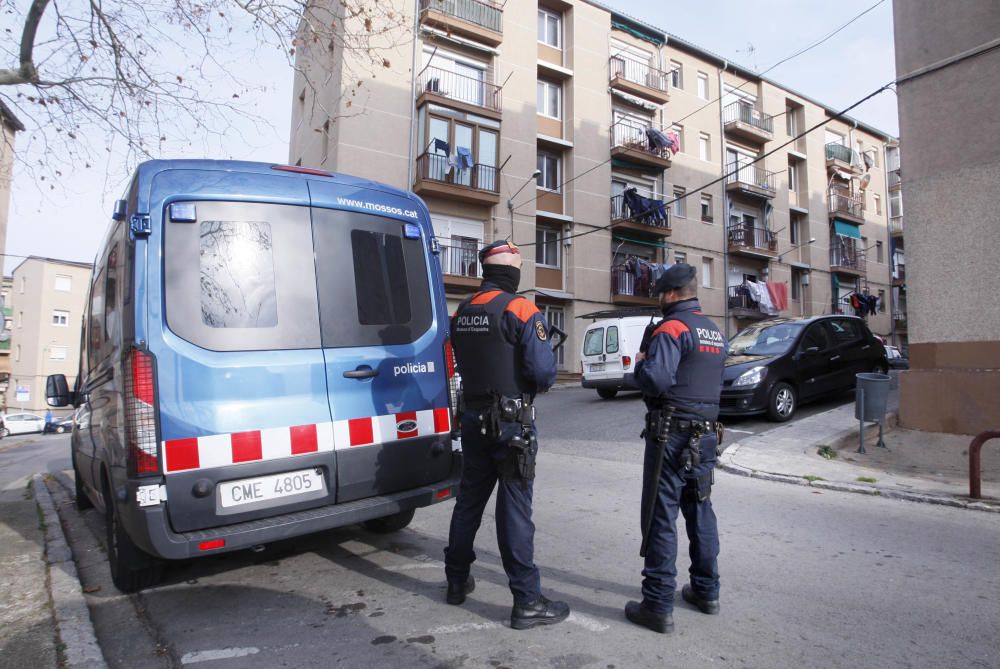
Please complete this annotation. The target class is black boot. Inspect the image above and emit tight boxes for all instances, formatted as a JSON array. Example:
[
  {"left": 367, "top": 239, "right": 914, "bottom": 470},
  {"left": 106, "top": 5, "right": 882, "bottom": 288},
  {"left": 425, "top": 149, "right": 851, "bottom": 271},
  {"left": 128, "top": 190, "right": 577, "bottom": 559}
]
[
  {"left": 510, "top": 596, "right": 570, "bottom": 630},
  {"left": 624, "top": 600, "right": 674, "bottom": 634},
  {"left": 682, "top": 584, "right": 720, "bottom": 615},
  {"left": 446, "top": 575, "right": 475, "bottom": 605}
]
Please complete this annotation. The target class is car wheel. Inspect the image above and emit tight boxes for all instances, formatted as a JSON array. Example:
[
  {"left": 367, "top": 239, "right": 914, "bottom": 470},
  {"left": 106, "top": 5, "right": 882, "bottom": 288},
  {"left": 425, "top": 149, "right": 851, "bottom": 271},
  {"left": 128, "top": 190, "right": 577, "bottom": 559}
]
[
  {"left": 597, "top": 388, "right": 618, "bottom": 399},
  {"left": 72, "top": 453, "right": 93, "bottom": 511},
  {"left": 363, "top": 508, "right": 416, "bottom": 534},
  {"left": 1, "top": 427, "right": 8, "bottom": 438},
  {"left": 104, "top": 478, "right": 163, "bottom": 592},
  {"left": 767, "top": 382, "right": 797, "bottom": 422},
  {"left": 56, "top": 426, "right": 66, "bottom": 434}
]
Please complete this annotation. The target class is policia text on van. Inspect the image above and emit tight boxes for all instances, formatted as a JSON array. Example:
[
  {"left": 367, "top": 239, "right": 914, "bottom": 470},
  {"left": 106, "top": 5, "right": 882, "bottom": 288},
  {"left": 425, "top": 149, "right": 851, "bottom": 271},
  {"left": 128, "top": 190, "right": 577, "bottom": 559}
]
[{"left": 47, "top": 160, "right": 462, "bottom": 592}]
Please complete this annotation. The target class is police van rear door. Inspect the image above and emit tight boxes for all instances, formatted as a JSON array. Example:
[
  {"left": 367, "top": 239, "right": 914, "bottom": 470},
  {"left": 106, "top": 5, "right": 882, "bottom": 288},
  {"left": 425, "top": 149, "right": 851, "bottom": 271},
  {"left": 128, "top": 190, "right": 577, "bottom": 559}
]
[
  {"left": 308, "top": 183, "right": 453, "bottom": 503},
  {"left": 582, "top": 324, "right": 610, "bottom": 381}
]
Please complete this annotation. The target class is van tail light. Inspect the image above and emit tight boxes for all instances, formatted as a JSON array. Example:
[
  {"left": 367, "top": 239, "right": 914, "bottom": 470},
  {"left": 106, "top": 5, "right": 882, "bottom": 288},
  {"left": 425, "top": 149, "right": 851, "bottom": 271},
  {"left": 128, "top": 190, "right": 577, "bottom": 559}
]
[
  {"left": 444, "top": 337, "right": 460, "bottom": 427},
  {"left": 124, "top": 348, "right": 160, "bottom": 476},
  {"left": 622, "top": 355, "right": 632, "bottom": 370}
]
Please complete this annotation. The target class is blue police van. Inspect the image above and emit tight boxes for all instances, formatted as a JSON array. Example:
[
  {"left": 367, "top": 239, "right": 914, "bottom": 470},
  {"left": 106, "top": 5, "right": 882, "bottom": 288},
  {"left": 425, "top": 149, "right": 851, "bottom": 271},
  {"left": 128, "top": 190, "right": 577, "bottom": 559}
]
[{"left": 47, "top": 160, "right": 462, "bottom": 592}]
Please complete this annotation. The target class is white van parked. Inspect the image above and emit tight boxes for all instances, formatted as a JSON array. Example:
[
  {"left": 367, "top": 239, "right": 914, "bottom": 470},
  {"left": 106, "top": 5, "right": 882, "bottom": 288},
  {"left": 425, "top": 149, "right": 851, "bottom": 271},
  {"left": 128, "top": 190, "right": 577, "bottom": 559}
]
[{"left": 579, "top": 310, "right": 659, "bottom": 399}]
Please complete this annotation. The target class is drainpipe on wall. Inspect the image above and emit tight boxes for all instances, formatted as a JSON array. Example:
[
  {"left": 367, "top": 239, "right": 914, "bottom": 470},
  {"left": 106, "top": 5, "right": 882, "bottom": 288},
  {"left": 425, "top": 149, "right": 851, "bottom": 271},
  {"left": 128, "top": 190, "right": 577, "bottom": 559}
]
[
  {"left": 406, "top": 1, "right": 421, "bottom": 189},
  {"left": 718, "top": 60, "right": 730, "bottom": 339}
]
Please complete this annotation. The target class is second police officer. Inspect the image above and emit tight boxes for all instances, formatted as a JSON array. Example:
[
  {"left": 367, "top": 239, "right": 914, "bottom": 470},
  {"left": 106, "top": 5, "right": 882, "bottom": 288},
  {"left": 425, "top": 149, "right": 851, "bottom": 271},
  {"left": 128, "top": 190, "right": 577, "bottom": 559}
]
[
  {"left": 444, "top": 240, "right": 570, "bottom": 630},
  {"left": 626, "top": 263, "right": 727, "bottom": 634}
]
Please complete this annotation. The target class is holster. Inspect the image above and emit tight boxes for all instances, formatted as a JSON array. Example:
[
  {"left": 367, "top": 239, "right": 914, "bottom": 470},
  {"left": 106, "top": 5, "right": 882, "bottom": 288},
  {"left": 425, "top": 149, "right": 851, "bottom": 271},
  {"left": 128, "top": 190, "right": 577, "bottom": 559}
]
[
  {"left": 500, "top": 393, "right": 538, "bottom": 487},
  {"left": 641, "top": 407, "right": 674, "bottom": 442},
  {"left": 682, "top": 470, "right": 714, "bottom": 504}
]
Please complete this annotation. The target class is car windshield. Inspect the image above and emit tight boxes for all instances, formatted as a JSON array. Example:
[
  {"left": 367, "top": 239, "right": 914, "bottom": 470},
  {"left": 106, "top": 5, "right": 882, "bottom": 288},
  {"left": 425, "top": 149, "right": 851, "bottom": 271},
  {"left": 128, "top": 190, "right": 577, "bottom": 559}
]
[{"left": 729, "top": 322, "right": 805, "bottom": 356}]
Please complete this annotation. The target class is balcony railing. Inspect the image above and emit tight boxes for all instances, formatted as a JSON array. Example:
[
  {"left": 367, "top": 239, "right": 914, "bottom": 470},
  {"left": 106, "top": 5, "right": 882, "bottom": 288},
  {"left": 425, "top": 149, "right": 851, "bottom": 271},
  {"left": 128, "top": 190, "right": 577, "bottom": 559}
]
[
  {"left": 727, "top": 223, "right": 777, "bottom": 253},
  {"left": 723, "top": 102, "right": 774, "bottom": 134},
  {"left": 419, "top": 0, "right": 502, "bottom": 33},
  {"left": 415, "top": 152, "right": 498, "bottom": 193},
  {"left": 608, "top": 55, "right": 669, "bottom": 94},
  {"left": 893, "top": 308, "right": 908, "bottom": 322},
  {"left": 888, "top": 168, "right": 902, "bottom": 189},
  {"left": 825, "top": 142, "right": 861, "bottom": 166},
  {"left": 832, "top": 295, "right": 855, "bottom": 315},
  {"left": 828, "top": 189, "right": 864, "bottom": 219},
  {"left": 728, "top": 285, "right": 770, "bottom": 317},
  {"left": 611, "top": 265, "right": 656, "bottom": 299},
  {"left": 611, "top": 123, "right": 673, "bottom": 161},
  {"left": 611, "top": 189, "right": 671, "bottom": 230},
  {"left": 438, "top": 240, "right": 484, "bottom": 279},
  {"left": 830, "top": 244, "right": 866, "bottom": 272},
  {"left": 889, "top": 216, "right": 903, "bottom": 235},
  {"left": 725, "top": 162, "right": 777, "bottom": 193},
  {"left": 418, "top": 66, "right": 501, "bottom": 112}
]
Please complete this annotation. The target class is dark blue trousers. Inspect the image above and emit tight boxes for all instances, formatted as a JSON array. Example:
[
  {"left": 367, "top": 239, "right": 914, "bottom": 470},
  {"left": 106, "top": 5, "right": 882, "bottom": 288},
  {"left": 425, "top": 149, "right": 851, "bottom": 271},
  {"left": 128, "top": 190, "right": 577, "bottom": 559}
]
[
  {"left": 640, "top": 429, "right": 720, "bottom": 615},
  {"left": 444, "top": 413, "right": 541, "bottom": 605}
]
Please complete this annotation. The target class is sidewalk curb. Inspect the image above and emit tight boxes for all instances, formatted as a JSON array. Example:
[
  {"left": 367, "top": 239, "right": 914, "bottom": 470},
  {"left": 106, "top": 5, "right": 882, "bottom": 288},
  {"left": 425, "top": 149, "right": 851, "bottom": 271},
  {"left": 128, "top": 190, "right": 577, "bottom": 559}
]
[
  {"left": 718, "top": 443, "right": 1000, "bottom": 513},
  {"left": 32, "top": 474, "right": 109, "bottom": 669}
]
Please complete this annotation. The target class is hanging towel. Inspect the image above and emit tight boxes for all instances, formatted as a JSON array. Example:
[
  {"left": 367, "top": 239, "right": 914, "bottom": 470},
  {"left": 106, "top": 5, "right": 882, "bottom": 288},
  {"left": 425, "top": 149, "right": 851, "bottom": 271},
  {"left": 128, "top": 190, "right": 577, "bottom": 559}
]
[
  {"left": 433, "top": 138, "right": 450, "bottom": 155},
  {"left": 767, "top": 282, "right": 788, "bottom": 311},
  {"left": 665, "top": 131, "right": 680, "bottom": 154},
  {"left": 645, "top": 128, "right": 670, "bottom": 151},
  {"left": 757, "top": 281, "right": 777, "bottom": 314},
  {"left": 744, "top": 280, "right": 761, "bottom": 305},
  {"left": 456, "top": 146, "right": 474, "bottom": 169},
  {"left": 863, "top": 152, "right": 874, "bottom": 170}
]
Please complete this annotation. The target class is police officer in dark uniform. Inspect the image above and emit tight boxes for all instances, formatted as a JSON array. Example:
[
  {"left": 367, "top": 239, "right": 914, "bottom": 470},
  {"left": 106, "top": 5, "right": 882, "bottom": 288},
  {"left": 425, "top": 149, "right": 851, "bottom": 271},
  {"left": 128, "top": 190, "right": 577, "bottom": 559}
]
[
  {"left": 625, "top": 263, "right": 726, "bottom": 633},
  {"left": 444, "top": 240, "right": 570, "bottom": 630}
]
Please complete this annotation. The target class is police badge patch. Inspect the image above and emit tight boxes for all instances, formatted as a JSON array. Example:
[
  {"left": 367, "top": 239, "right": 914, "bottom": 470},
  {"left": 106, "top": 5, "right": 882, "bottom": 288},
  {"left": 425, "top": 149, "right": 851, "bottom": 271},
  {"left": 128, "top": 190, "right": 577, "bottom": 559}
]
[{"left": 535, "top": 320, "right": 547, "bottom": 341}]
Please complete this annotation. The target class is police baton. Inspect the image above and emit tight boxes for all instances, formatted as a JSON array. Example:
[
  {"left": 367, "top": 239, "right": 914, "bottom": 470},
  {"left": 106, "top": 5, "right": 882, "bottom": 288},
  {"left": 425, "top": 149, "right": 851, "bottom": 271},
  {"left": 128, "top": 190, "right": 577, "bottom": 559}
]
[{"left": 639, "top": 438, "right": 665, "bottom": 558}]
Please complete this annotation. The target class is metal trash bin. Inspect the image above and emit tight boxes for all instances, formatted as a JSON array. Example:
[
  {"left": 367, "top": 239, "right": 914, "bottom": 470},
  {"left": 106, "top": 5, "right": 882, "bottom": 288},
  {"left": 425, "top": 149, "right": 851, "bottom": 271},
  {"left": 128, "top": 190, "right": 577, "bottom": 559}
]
[{"left": 855, "top": 372, "right": 891, "bottom": 422}]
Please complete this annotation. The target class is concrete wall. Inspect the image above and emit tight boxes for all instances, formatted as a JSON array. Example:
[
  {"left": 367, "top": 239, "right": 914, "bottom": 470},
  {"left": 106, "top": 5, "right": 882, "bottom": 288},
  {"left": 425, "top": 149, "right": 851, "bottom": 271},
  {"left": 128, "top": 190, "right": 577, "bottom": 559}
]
[{"left": 893, "top": 0, "right": 1000, "bottom": 434}]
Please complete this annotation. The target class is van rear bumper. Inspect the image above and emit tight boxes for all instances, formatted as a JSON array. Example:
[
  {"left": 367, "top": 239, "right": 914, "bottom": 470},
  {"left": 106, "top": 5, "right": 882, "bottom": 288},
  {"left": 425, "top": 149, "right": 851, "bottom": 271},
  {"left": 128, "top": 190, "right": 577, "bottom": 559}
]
[
  {"left": 139, "top": 453, "right": 463, "bottom": 560},
  {"left": 581, "top": 373, "right": 637, "bottom": 391}
]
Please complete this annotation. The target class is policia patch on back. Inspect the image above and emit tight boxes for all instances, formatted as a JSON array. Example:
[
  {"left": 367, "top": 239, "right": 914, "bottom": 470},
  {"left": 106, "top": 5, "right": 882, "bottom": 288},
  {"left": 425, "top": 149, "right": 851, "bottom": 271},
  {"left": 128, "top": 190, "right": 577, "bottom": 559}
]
[{"left": 535, "top": 320, "right": 547, "bottom": 341}]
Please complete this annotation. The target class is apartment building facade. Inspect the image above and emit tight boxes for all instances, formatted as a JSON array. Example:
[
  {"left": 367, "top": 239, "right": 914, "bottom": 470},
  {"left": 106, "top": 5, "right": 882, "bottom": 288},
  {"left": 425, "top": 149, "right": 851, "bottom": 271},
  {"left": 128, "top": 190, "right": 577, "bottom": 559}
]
[
  {"left": 8, "top": 257, "right": 91, "bottom": 413},
  {"left": 290, "top": 0, "right": 895, "bottom": 373}
]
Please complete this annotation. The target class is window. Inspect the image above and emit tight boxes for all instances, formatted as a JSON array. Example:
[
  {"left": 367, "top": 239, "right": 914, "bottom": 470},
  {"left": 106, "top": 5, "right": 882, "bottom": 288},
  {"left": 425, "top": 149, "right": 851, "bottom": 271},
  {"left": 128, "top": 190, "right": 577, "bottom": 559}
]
[
  {"left": 790, "top": 213, "right": 801, "bottom": 245},
  {"left": 876, "top": 241, "right": 884, "bottom": 263},
  {"left": 786, "top": 104, "right": 797, "bottom": 137},
  {"left": 669, "top": 61, "right": 682, "bottom": 89},
  {"left": 19, "top": 276, "right": 25, "bottom": 293},
  {"left": 672, "top": 187, "right": 686, "bottom": 218},
  {"left": 671, "top": 124, "right": 684, "bottom": 152},
  {"left": 536, "top": 152, "right": 560, "bottom": 191},
  {"left": 878, "top": 289, "right": 886, "bottom": 313},
  {"left": 889, "top": 190, "right": 902, "bottom": 218},
  {"left": 874, "top": 193, "right": 882, "bottom": 215},
  {"left": 697, "top": 72, "right": 709, "bottom": 99},
  {"left": 701, "top": 194, "right": 713, "bottom": 223},
  {"left": 698, "top": 133, "right": 711, "bottom": 161},
  {"left": 544, "top": 305, "right": 566, "bottom": 366},
  {"left": 606, "top": 326, "right": 619, "bottom": 354},
  {"left": 701, "top": 258, "right": 713, "bottom": 288},
  {"left": 200, "top": 223, "right": 278, "bottom": 329},
  {"left": 788, "top": 159, "right": 799, "bottom": 193},
  {"left": 537, "top": 8, "right": 561, "bottom": 48},
  {"left": 584, "top": 328, "right": 604, "bottom": 356},
  {"left": 791, "top": 268, "right": 802, "bottom": 301},
  {"left": 536, "top": 228, "right": 561, "bottom": 268},
  {"left": 674, "top": 250, "right": 687, "bottom": 265},
  {"left": 421, "top": 48, "right": 487, "bottom": 107},
  {"left": 536, "top": 79, "right": 561, "bottom": 119},
  {"left": 54, "top": 274, "right": 72, "bottom": 292},
  {"left": 421, "top": 109, "right": 499, "bottom": 189},
  {"left": 871, "top": 150, "right": 880, "bottom": 168},
  {"left": 52, "top": 310, "right": 69, "bottom": 327},
  {"left": 15, "top": 344, "right": 20, "bottom": 362},
  {"left": 830, "top": 318, "right": 863, "bottom": 344},
  {"left": 17, "top": 311, "right": 23, "bottom": 328},
  {"left": 49, "top": 346, "right": 68, "bottom": 361}
]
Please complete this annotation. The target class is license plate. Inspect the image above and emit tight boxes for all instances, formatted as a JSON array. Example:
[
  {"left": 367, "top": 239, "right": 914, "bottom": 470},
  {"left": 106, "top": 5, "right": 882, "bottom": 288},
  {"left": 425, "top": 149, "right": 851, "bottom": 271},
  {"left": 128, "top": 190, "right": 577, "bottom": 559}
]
[
  {"left": 219, "top": 468, "right": 325, "bottom": 509},
  {"left": 590, "top": 363, "right": 605, "bottom": 372}
]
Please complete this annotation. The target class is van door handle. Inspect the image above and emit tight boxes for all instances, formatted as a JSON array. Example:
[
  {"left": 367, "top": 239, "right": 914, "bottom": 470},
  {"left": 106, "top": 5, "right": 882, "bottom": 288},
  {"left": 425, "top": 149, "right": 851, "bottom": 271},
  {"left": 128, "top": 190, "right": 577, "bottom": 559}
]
[{"left": 343, "top": 367, "right": 378, "bottom": 379}]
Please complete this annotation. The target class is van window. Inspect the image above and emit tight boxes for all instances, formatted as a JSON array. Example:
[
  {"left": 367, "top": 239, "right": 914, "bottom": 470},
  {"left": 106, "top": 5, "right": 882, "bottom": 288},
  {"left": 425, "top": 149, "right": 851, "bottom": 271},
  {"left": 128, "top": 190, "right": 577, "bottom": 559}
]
[
  {"left": 606, "top": 326, "right": 619, "bottom": 354},
  {"left": 200, "top": 221, "right": 278, "bottom": 328},
  {"left": 583, "top": 328, "right": 604, "bottom": 356}
]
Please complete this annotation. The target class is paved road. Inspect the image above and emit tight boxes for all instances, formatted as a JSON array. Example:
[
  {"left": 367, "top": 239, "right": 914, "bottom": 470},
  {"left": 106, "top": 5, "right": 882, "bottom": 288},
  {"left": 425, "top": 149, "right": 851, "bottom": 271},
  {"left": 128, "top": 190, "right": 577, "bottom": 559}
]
[
  {"left": 34, "top": 394, "right": 1000, "bottom": 668},
  {"left": 0, "top": 432, "right": 71, "bottom": 491}
]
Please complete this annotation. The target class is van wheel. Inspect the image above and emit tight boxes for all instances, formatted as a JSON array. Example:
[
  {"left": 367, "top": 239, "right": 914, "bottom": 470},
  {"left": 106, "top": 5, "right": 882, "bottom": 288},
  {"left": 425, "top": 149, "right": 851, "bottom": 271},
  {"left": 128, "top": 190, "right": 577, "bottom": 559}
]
[
  {"left": 104, "top": 481, "right": 162, "bottom": 592},
  {"left": 363, "top": 509, "right": 415, "bottom": 534},
  {"left": 597, "top": 388, "right": 618, "bottom": 399},
  {"left": 72, "top": 454, "right": 93, "bottom": 511},
  {"left": 767, "top": 382, "right": 797, "bottom": 422}
]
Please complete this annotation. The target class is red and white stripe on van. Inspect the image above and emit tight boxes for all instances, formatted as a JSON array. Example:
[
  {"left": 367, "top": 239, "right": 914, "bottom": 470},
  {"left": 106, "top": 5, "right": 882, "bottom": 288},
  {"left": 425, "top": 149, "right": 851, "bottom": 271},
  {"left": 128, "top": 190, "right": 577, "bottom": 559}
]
[{"left": 162, "top": 407, "right": 451, "bottom": 473}]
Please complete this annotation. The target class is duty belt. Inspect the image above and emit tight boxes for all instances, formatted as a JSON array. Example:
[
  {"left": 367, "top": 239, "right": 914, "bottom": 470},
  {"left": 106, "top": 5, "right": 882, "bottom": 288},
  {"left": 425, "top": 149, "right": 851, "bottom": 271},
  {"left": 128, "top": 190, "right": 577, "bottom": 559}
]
[{"left": 668, "top": 417, "right": 719, "bottom": 433}]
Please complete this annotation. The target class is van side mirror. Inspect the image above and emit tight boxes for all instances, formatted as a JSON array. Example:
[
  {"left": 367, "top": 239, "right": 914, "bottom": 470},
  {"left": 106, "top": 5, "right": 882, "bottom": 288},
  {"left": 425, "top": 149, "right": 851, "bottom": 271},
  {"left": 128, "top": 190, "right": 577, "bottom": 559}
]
[{"left": 46, "top": 374, "right": 76, "bottom": 407}]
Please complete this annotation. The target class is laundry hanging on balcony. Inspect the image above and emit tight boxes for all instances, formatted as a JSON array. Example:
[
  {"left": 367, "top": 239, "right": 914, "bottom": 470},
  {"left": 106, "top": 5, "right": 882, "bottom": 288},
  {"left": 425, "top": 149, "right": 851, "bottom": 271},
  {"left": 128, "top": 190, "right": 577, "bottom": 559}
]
[
  {"left": 456, "top": 147, "right": 474, "bottom": 169},
  {"left": 644, "top": 128, "right": 679, "bottom": 155},
  {"left": 622, "top": 187, "right": 669, "bottom": 226},
  {"left": 433, "top": 138, "right": 451, "bottom": 155},
  {"left": 767, "top": 282, "right": 788, "bottom": 311},
  {"left": 862, "top": 152, "right": 875, "bottom": 170}
]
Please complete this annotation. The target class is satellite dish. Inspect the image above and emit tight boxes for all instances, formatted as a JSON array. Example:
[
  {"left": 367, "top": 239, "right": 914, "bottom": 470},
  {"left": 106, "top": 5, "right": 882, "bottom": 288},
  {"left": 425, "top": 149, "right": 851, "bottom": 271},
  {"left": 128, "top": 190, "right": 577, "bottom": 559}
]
[{"left": 859, "top": 174, "right": 871, "bottom": 190}]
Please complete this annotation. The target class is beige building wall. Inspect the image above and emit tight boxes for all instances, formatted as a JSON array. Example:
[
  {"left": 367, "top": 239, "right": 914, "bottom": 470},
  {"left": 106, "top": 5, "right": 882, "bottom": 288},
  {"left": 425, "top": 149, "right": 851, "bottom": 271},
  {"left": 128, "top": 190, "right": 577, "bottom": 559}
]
[
  {"left": 0, "top": 102, "right": 23, "bottom": 270},
  {"left": 892, "top": 0, "right": 1000, "bottom": 434},
  {"left": 290, "top": 0, "right": 896, "bottom": 374},
  {"left": 8, "top": 258, "right": 91, "bottom": 413}
]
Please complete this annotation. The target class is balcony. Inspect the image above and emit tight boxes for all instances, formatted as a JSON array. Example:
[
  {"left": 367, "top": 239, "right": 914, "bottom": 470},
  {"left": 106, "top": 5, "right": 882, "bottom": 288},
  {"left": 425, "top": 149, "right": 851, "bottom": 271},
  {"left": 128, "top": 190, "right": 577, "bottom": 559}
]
[
  {"left": 416, "top": 66, "right": 502, "bottom": 119},
  {"left": 610, "top": 188, "right": 671, "bottom": 236},
  {"left": 828, "top": 189, "right": 865, "bottom": 224},
  {"left": 438, "top": 239, "right": 483, "bottom": 291},
  {"left": 413, "top": 152, "right": 500, "bottom": 206},
  {"left": 893, "top": 308, "right": 908, "bottom": 330},
  {"left": 892, "top": 266, "right": 906, "bottom": 287},
  {"left": 889, "top": 215, "right": 903, "bottom": 236},
  {"left": 611, "top": 265, "right": 658, "bottom": 306},
  {"left": 832, "top": 295, "right": 856, "bottom": 316},
  {"left": 419, "top": 0, "right": 503, "bottom": 48},
  {"left": 728, "top": 285, "right": 771, "bottom": 320},
  {"left": 610, "top": 123, "right": 672, "bottom": 170},
  {"left": 888, "top": 167, "right": 902, "bottom": 191},
  {"left": 722, "top": 102, "right": 774, "bottom": 144},
  {"left": 608, "top": 56, "right": 670, "bottom": 105},
  {"left": 830, "top": 245, "right": 866, "bottom": 277},
  {"left": 825, "top": 142, "right": 863, "bottom": 174},
  {"left": 725, "top": 162, "right": 777, "bottom": 200},
  {"left": 727, "top": 223, "right": 777, "bottom": 259}
]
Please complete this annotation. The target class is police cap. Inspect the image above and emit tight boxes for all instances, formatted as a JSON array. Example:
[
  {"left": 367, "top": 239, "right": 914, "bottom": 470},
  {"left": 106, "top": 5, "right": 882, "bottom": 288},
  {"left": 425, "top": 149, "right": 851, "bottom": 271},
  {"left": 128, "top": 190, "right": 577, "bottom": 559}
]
[
  {"left": 654, "top": 263, "right": 697, "bottom": 294},
  {"left": 478, "top": 240, "right": 520, "bottom": 264}
]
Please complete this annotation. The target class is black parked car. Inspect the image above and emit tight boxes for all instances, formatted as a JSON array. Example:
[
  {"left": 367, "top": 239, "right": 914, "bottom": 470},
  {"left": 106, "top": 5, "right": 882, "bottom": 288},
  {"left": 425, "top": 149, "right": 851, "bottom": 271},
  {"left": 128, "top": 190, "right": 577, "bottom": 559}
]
[
  {"left": 44, "top": 416, "right": 74, "bottom": 434},
  {"left": 721, "top": 316, "right": 888, "bottom": 422}
]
